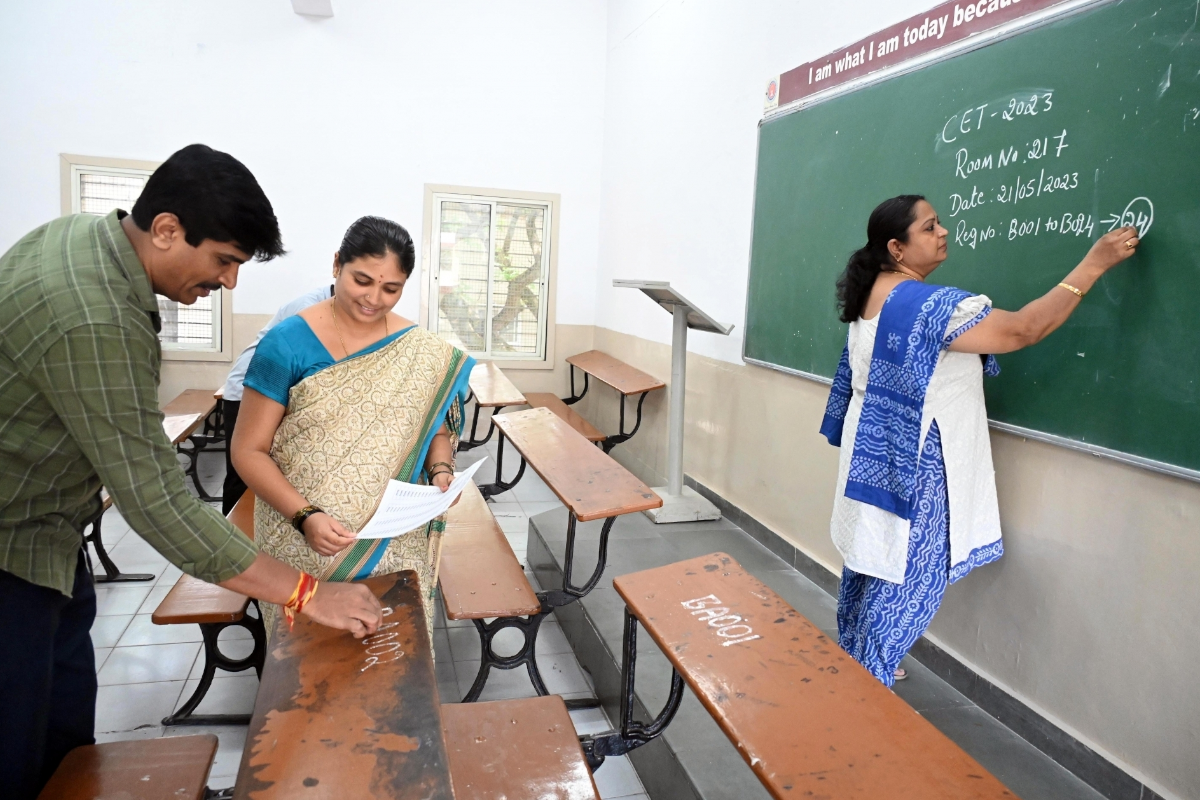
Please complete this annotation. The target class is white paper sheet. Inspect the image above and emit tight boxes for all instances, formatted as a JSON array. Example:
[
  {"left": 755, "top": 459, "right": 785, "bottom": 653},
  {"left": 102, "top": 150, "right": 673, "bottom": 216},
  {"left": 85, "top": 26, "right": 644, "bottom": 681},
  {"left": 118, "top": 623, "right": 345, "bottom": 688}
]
[{"left": 354, "top": 458, "right": 487, "bottom": 540}]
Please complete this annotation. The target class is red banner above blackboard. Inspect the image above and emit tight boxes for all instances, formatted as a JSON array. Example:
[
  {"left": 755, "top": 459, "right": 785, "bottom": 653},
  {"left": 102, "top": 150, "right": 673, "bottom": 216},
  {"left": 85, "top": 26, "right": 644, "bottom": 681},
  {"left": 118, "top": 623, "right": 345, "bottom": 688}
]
[{"left": 767, "top": 0, "right": 1072, "bottom": 111}]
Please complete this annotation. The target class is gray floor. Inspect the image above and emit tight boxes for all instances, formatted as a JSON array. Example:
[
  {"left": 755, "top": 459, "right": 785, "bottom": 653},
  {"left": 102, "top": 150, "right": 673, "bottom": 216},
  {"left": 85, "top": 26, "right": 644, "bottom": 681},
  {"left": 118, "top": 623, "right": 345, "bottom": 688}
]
[{"left": 88, "top": 445, "right": 650, "bottom": 799}]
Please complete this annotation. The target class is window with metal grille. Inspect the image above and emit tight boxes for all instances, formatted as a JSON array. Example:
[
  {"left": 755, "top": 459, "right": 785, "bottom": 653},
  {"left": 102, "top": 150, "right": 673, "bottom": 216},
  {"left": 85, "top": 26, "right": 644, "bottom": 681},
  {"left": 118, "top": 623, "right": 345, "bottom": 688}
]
[
  {"left": 69, "top": 162, "right": 222, "bottom": 352},
  {"left": 429, "top": 193, "right": 552, "bottom": 361}
]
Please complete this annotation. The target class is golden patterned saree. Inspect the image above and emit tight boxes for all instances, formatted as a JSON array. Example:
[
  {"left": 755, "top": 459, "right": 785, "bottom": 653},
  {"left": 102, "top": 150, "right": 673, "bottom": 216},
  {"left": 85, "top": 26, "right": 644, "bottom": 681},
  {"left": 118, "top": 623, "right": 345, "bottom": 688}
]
[{"left": 254, "top": 326, "right": 472, "bottom": 635}]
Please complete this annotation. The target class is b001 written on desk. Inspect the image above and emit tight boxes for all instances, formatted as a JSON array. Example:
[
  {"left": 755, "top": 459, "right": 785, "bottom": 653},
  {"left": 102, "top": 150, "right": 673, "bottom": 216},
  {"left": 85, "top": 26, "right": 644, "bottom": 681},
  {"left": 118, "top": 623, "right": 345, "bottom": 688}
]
[{"left": 935, "top": 89, "right": 1154, "bottom": 251}]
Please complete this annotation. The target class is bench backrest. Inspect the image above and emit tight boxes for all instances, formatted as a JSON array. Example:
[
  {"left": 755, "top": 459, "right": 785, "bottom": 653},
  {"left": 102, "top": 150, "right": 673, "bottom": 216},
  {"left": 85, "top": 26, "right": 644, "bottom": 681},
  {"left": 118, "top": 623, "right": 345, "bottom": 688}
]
[
  {"left": 468, "top": 362, "right": 526, "bottom": 407},
  {"left": 566, "top": 350, "right": 665, "bottom": 395},
  {"left": 492, "top": 407, "right": 661, "bottom": 521},
  {"left": 613, "top": 553, "right": 1015, "bottom": 800},
  {"left": 440, "top": 481, "right": 541, "bottom": 619},
  {"left": 234, "top": 572, "right": 453, "bottom": 799},
  {"left": 39, "top": 734, "right": 218, "bottom": 800}
]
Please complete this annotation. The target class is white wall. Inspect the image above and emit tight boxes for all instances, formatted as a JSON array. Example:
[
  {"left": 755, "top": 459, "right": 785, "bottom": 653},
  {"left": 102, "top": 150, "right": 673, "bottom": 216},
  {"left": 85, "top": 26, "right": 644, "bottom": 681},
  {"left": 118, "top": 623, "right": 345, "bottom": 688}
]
[{"left": 0, "top": 0, "right": 607, "bottom": 324}]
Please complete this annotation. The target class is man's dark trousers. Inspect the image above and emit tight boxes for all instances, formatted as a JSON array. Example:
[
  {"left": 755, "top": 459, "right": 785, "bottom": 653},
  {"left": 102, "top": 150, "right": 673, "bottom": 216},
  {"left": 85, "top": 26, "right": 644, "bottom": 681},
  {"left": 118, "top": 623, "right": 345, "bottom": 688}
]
[
  {"left": 221, "top": 399, "right": 246, "bottom": 515},
  {"left": 0, "top": 551, "right": 97, "bottom": 800}
]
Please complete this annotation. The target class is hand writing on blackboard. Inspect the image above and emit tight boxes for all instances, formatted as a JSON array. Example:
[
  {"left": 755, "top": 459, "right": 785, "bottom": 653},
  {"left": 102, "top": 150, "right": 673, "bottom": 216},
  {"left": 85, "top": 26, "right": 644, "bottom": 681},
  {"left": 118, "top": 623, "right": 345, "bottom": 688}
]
[
  {"left": 1082, "top": 225, "right": 1142, "bottom": 273},
  {"left": 1102, "top": 197, "right": 1154, "bottom": 238}
]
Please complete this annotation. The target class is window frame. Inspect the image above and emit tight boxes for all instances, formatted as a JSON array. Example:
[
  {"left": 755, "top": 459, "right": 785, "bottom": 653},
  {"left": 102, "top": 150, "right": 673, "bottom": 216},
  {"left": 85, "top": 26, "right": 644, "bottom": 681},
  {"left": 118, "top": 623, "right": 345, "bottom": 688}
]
[
  {"left": 420, "top": 184, "right": 560, "bottom": 370},
  {"left": 59, "top": 153, "right": 234, "bottom": 362}
]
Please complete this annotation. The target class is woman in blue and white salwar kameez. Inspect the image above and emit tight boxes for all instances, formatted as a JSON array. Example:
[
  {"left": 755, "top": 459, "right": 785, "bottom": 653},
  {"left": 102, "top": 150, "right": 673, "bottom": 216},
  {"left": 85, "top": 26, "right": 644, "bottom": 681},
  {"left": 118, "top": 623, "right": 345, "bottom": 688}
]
[{"left": 822, "top": 196, "right": 1142, "bottom": 687}]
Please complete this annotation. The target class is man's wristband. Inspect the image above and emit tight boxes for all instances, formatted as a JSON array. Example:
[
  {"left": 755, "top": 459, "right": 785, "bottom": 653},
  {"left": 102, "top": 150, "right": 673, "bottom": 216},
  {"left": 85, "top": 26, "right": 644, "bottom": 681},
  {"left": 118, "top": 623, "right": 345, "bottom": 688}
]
[{"left": 291, "top": 505, "right": 323, "bottom": 531}]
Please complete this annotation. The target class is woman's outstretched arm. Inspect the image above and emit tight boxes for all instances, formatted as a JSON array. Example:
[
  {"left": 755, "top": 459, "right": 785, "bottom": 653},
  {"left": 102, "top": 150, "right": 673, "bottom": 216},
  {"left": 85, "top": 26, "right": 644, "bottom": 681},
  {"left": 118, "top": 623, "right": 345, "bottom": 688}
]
[{"left": 949, "top": 225, "right": 1141, "bottom": 355}]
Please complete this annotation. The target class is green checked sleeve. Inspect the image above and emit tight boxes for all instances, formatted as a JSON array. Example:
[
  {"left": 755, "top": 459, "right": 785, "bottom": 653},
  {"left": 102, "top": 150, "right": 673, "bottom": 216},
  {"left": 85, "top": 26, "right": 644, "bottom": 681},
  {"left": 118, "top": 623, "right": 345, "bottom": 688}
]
[{"left": 28, "top": 322, "right": 259, "bottom": 585}]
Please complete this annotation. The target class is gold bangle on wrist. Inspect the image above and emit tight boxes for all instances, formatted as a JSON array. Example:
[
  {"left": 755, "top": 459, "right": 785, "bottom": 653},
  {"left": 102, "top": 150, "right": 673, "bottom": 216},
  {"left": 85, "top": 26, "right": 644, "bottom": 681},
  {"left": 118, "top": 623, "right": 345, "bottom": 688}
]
[{"left": 1057, "top": 282, "right": 1084, "bottom": 298}]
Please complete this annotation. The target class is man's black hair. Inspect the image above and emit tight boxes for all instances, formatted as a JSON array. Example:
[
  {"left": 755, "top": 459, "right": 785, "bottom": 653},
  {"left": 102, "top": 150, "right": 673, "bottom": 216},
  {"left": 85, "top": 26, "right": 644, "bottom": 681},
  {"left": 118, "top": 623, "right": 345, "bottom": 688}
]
[{"left": 131, "top": 144, "right": 286, "bottom": 261}]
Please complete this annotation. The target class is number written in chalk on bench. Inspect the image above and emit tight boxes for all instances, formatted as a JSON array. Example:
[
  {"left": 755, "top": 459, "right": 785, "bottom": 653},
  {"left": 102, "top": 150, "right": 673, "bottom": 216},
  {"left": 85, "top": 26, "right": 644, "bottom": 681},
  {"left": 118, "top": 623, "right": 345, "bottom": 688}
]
[
  {"left": 680, "top": 594, "right": 761, "bottom": 647},
  {"left": 361, "top": 606, "right": 405, "bottom": 672}
]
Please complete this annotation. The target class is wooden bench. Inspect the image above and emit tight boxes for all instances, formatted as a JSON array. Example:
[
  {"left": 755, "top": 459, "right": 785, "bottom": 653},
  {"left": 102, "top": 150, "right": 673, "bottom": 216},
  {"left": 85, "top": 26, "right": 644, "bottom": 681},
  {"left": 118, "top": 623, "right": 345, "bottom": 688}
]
[
  {"left": 471, "top": 406, "right": 660, "bottom": 705},
  {"left": 459, "top": 361, "right": 526, "bottom": 451},
  {"left": 562, "top": 350, "right": 665, "bottom": 453},
  {"left": 232, "top": 567, "right": 597, "bottom": 799},
  {"left": 152, "top": 490, "right": 265, "bottom": 726},
  {"left": 38, "top": 734, "right": 219, "bottom": 800},
  {"left": 234, "top": 571, "right": 455, "bottom": 799},
  {"left": 163, "top": 388, "right": 223, "bottom": 502},
  {"left": 442, "top": 696, "right": 599, "bottom": 800},
  {"left": 583, "top": 552, "right": 1017, "bottom": 798},
  {"left": 524, "top": 393, "right": 605, "bottom": 444},
  {"left": 439, "top": 481, "right": 543, "bottom": 702}
]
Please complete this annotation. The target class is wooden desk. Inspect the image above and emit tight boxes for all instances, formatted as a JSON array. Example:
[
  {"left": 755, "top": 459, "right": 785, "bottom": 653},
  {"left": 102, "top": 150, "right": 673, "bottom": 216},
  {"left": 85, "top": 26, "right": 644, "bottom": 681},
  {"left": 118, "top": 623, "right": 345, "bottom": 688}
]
[{"left": 234, "top": 572, "right": 453, "bottom": 799}]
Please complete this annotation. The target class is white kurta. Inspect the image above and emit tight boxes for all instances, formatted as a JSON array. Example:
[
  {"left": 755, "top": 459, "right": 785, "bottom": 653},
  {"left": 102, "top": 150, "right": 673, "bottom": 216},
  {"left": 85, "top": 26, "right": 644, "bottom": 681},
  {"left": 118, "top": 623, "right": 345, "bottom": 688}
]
[{"left": 830, "top": 295, "right": 1002, "bottom": 584}]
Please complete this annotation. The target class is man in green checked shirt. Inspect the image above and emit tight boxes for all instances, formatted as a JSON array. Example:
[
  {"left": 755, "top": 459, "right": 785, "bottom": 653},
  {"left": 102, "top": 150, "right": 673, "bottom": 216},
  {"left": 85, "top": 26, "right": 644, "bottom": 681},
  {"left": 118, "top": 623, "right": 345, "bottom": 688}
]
[{"left": 0, "top": 144, "right": 383, "bottom": 799}]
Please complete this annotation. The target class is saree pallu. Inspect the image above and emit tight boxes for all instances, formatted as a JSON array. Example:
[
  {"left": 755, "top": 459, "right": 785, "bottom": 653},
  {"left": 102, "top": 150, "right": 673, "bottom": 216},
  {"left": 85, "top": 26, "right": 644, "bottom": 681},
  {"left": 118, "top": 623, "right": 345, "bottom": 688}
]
[{"left": 254, "top": 327, "right": 472, "bottom": 637}]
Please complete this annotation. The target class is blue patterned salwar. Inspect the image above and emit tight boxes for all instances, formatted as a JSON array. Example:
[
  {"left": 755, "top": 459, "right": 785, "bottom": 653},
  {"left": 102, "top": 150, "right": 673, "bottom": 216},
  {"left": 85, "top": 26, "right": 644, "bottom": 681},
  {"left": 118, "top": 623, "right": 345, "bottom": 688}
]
[{"left": 836, "top": 421, "right": 949, "bottom": 687}]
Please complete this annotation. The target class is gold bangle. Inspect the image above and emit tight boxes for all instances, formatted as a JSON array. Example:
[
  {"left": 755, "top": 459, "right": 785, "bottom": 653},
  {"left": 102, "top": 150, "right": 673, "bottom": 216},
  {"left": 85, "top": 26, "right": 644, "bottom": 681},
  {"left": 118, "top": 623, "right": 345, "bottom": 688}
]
[{"left": 1057, "top": 282, "right": 1084, "bottom": 298}]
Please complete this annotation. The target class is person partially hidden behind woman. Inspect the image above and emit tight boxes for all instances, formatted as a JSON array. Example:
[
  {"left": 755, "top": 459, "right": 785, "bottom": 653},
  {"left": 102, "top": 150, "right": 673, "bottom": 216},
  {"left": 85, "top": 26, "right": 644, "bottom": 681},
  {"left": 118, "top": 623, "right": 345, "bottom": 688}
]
[
  {"left": 821, "top": 195, "right": 1140, "bottom": 686},
  {"left": 231, "top": 216, "right": 474, "bottom": 636}
]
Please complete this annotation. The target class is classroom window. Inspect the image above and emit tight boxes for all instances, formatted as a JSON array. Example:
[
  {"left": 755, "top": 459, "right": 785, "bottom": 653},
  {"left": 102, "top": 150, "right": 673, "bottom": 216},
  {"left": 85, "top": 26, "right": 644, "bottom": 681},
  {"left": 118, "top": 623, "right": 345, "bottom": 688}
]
[
  {"left": 426, "top": 190, "right": 556, "bottom": 363},
  {"left": 61, "top": 154, "right": 228, "bottom": 358}
]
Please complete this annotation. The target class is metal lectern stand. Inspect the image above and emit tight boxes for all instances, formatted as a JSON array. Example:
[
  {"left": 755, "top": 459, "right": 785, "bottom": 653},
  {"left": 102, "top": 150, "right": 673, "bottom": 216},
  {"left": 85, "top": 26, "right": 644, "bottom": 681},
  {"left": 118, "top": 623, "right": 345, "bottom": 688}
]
[{"left": 613, "top": 280, "right": 734, "bottom": 524}]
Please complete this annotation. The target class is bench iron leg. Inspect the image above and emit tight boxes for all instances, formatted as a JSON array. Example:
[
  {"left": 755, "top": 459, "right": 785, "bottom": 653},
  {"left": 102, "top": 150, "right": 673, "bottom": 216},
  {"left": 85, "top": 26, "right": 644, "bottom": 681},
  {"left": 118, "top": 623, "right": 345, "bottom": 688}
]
[
  {"left": 600, "top": 391, "right": 649, "bottom": 454},
  {"left": 461, "top": 514, "right": 617, "bottom": 708},
  {"left": 579, "top": 609, "right": 685, "bottom": 772},
  {"left": 179, "top": 435, "right": 223, "bottom": 504},
  {"left": 162, "top": 606, "right": 267, "bottom": 726},
  {"left": 563, "top": 366, "right": 588, "bottom": 405},
  {"left": 458, "top": 397, "right": 503, "bottom": 453},
  {"left": 87, "top": 513, "right": 155, "bottom": 584},
  {"left": 476, "top": 432, "right": 527, "bottom": 500}
]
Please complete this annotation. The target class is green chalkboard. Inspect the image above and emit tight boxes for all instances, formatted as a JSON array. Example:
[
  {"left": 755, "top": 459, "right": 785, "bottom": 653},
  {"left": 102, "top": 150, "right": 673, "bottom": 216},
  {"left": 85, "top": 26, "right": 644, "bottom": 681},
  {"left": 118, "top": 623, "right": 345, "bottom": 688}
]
[{"left": 744, "top": 0, "right": 1200, "bottom": 472}]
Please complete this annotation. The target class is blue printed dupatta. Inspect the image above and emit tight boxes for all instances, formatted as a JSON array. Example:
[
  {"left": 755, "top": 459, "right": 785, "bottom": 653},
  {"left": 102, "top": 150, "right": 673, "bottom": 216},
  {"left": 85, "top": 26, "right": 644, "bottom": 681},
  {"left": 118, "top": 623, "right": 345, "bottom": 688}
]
[{"left": 819, "top": 281, "right": 999, "bottom": 521}]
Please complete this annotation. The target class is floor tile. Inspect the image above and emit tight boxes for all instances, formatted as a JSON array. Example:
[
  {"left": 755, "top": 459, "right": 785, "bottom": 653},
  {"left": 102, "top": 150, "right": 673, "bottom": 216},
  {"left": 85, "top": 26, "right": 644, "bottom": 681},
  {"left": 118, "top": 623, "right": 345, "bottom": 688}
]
[
  {"left": 91, "top": 614, "right": 134, "bottom": 648},
  {"left": 592, "top": 753, "right": 646, "bottom": 799},
  {"left": 118, "top": 614, "right": 204, "bottom": 646},
  {"left": 188, "top": 637, "right": 258, "bottom": 679},
  {"left": 93, "top": 647, "right": 112, "bottom": 672},
  {"left": 891, "top": 656, "right": 973, "bottom": 713},
  {"left": 486, "top": 501, "right": 524, "bottom": 518},
  {"left": 94, "top": 726, "right": 164, "bottom": 744},
  {"left": 568, "top": 706, "right": 613, "bottom": 737},
  {"left": 519, "top": 500, "right": 564, "bottom": 517},
  {"left": 135, "top": 584, "right": 174, "bottom": 615},
  {"left": 175, "top": 674, "right": 260, "bottom": 717},
  {"left": 512, "top": 476, "right": 561, "bottom": 503},
  {"left": 94, "top": 681, "right": 185, "bottom": 733},
  {"left": 95, "top": 585, "right": 153, "bottom": 616},
  {"left": 156, "top": 564, "right": 184, "bottom": 587},
  {"left": 164, "top": 723, "right": 248, "bottom": 787},
  {"left": 99, "top": 642, "right": 201, "bottom": 685},
  {"left": 920, "top": 707, "right": 1106, "bottom": 800}
]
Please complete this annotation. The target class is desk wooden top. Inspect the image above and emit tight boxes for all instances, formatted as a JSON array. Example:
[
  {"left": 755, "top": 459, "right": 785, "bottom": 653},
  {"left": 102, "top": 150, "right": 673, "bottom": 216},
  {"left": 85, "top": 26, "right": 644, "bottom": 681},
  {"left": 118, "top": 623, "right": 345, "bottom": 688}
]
[
  {"left": 234, "top": 572, "right": 452, "bottom": 800},
  {"left": 613, "top": 553, "right": 1017, "bottom": 800},
  {"left": 163, "top": 388, "right": 220, "bottom": 417},
  {"left": 566, "top": 350, "right": 665, "bottom": 395},
  {"left": 468, "top": 362, "right": 526, "bottom": 407},
  {"left": 38, "top": 734, "right": 218, "bottom": 800},
  {"left": 524, "top": 393, "right": 605, "bottom": 443},
  {"left": 441, "top": 696, "right": 599, "bottom": 800},
  {"left": 440, "top": 482, "right": 542, "bottom": 619},
  {"left": 492, "top": 407, "right": 661, "bottom": 522}
]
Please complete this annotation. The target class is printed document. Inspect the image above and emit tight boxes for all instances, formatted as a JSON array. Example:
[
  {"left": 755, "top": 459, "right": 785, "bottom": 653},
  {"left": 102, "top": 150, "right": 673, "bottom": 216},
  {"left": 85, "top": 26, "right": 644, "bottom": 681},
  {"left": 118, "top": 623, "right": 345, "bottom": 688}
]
[{"left": 354, "top": 458, "right": 487, "bottom": 539}]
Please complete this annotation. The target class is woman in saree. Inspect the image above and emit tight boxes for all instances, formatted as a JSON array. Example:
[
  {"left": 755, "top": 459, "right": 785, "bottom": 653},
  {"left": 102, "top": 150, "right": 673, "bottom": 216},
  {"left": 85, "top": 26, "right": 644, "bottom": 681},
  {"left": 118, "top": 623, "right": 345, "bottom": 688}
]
[
  {"left": 231, "top": 216, "right": 474, "bottom": 636},
  {"left": 821, "top": 195, "right": 1140, "bottom": 686}
]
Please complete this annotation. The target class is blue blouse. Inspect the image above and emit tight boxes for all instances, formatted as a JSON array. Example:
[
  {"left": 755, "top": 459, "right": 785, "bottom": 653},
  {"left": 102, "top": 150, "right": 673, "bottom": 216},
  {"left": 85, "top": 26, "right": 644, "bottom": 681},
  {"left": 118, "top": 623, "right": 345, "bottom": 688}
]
[{"left": 244, "top": 315, "right": 415, "bottom": 406}]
